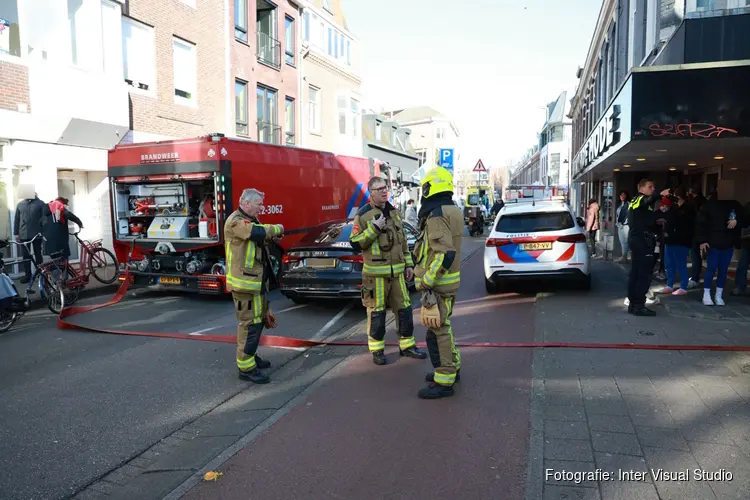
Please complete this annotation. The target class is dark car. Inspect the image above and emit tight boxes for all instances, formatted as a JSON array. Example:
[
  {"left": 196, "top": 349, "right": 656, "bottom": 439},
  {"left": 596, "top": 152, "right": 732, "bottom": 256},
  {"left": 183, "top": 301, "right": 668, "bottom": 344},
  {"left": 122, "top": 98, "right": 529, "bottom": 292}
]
[{"left": 279, "top": 219, "right": 419, "bottom": 304}]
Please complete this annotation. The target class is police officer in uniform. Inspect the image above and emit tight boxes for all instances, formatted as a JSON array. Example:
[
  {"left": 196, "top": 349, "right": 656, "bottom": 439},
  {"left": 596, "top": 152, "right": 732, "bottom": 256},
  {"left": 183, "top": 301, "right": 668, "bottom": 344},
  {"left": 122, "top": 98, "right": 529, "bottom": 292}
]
[
  {"left": 350, "top": 176, "right": 427, "bottom": 365},
  {"left": 224, "top": 188, "right": 284, "bottom": 383},
  {"left": 627, "top": 179, "right": 671, "bottom": 316},
  {"left": 413, "top": 167, "right": 463, "bottom": 399}
]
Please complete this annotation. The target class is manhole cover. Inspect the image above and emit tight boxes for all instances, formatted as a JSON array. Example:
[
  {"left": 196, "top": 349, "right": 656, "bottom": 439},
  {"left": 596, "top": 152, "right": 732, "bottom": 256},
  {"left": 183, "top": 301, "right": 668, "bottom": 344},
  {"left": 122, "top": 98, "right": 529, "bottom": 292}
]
[{"left": 636, "top": 330, "right": 656, "bottom": 336}]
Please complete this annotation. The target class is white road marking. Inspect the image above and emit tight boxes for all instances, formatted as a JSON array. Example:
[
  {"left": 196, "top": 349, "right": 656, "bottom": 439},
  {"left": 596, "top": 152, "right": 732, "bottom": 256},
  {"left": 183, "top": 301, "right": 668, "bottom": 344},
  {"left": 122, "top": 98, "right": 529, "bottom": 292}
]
[
  {"left": 310, "top": 302, "right": 355, "bottom": 342},
  {"left": 276, "top": 304, "right": 308, "bottom": 314}
]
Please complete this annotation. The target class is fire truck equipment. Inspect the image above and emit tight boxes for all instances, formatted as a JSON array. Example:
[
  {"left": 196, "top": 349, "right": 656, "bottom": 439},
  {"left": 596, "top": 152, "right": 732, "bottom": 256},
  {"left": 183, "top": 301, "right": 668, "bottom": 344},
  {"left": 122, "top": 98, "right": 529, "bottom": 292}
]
[{"left": 147, "top": 217, "right": 189, "bottom": 239}]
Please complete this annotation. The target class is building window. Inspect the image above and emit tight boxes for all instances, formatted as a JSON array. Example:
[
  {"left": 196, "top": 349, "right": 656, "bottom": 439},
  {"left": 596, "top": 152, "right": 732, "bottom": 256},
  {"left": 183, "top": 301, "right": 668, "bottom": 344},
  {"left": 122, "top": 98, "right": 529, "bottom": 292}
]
[
  {"left": 285, "top": 97, "right": 295, "bottom": 145},
  {"left": 257, "top": 84, "right": 279, "bottom": 144},
  {"left": 415, "top": 149, "right": 427, "bottom": 167},
  {"left": 173, "top": 37, "right": 196, "bottom": 103},
  {"left": 350, "top": 98, "right": 360, "bottom": 138},
  {"left": 346, "top": 39, "right": 351, "bottom": 65},
  {"left": 337, "top": 95, "right": 347, "bottom": 135},
  {"left": 375, "top": 122, "right": 382, "bottom": 141},
  {"left": 122, "top": 17, "right": 156, "bottom": 92},
  {"left": 339, "top": 35, "right": 344, "bottom": 60},
  {"left": 436, "top": 127, "right": 445, "bottom": 139},
  {"left": 0, "top": 1, "right": 21, "bottom": 57},
  {"left": 257, "top": 5, "right": 280, "bottom": 68},
  {"left": 101, "top": 0, "right": 123, "bottom": 79},
  {"left": 235, "top": 0, "right": 248, "bottom": 42},
  {"left": 284, "top": 15, "right": 295, "bottom": 65},
  {"left": 334, "top": 31, "right": 339, "bottom": 58},
  {"left": 235, "top": 79, "right": 248, "bottom": 136},
  {"left": 327, "top": 27, "right": 332, "bottom": 55},
  {"left": 308, "top": 85, "right": 320, "bottom": 134},
  {"left": 303, "top": 11, "right": 310, "bottom": 42}
]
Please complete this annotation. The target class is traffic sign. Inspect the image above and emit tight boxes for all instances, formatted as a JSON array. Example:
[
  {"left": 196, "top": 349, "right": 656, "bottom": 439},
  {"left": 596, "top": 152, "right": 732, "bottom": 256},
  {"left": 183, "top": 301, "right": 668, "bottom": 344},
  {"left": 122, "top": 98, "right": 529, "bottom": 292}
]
[
  {"left": 439, "top": 148, "right": 454, "bottom": 174},
  {"left": 473, "top": 159, "right": 487, "bottom": 172}
]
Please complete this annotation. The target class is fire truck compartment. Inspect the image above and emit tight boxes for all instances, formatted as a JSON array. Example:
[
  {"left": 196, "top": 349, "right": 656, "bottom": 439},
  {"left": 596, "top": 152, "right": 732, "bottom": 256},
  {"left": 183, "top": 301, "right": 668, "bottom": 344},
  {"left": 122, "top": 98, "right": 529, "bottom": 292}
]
[{"left": 113, "top": 174, "right": 219, "bottom": 242}]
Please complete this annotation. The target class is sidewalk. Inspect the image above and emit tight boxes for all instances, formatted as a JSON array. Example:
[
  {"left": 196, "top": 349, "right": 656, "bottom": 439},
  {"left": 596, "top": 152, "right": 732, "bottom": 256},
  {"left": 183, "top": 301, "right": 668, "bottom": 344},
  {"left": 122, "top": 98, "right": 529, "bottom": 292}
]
[
  {"left": 530, "top": 260, "right": 750, "bottom": 500},
  {"left": 178, "top": 249, "right": 537, "bottom": 500}
]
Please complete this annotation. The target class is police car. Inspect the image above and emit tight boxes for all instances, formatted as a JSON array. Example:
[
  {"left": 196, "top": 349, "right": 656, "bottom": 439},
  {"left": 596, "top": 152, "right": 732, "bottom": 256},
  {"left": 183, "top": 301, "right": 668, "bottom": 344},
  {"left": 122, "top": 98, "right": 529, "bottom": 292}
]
[{"left": 483, "top": 199, "right": 591, "bottom": 293}]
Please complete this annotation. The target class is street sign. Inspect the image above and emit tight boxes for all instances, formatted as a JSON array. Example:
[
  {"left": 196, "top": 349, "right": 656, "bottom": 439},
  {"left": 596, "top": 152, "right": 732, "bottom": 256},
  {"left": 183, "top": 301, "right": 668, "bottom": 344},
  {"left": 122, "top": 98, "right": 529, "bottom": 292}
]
[
  {"left": 473, "top": 159, "right": 487, "bottom": 172},
  {"left": 439, "top": 148, "right": 454, "bottom": 175}
]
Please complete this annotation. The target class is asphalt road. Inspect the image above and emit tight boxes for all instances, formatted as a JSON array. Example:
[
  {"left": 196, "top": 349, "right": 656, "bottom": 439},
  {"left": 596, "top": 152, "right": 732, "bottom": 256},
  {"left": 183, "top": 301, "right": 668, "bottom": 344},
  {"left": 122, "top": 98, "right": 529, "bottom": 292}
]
[
  {"left": 182, "top": 240, "right": 536, "bottom": 500},
  {"left": 0, "top": 234, "right": 487, "bottom": 500}
]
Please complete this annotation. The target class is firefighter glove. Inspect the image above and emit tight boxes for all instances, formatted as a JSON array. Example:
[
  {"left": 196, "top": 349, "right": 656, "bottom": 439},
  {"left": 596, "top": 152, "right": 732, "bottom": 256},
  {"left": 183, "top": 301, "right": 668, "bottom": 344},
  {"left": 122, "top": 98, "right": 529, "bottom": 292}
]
[
  {"left": 264, "top": 310, "right": 278, "bottom": 329},
  {"left": 371, "top": 214, "right": 386, "bottom": 231},
  {"left": 420, "top": 304, "right": 441, "bottom": 330}
]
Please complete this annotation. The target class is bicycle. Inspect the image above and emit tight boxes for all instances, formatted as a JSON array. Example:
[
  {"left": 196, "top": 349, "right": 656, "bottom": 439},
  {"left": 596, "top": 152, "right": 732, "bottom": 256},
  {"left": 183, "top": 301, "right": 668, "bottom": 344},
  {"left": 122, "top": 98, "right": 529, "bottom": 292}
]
[
  {"left": 0, "top": 233, "right": 66, "bottom": 332},
  {"left": 46, "top": 228, "right": 119, "bottom": 307}
]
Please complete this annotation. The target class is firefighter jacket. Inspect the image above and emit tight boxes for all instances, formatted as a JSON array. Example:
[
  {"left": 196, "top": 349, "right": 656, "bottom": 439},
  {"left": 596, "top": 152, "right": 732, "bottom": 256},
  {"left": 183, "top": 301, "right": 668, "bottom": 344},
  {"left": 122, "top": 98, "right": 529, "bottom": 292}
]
[
  {"left": 350, "top": 202, "right": 414, "bottom": 277},
  {"left": 414, "top": 197, "right": 463, "bottom": 295},
  {"left": 224, "top": 209, "right": 283, "bottom": 294}
]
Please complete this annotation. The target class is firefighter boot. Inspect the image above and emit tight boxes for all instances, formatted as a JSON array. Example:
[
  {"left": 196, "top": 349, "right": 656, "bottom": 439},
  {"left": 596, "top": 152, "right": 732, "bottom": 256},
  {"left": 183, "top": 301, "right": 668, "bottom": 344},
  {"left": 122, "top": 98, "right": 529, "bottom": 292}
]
[
  {"left": 400, "top": 347, "right": 427, "bottom": 359},
  {"left": 372, "top": 350, "right": 387, "bottom": 365},
  {"left": 418, "top": 382, "right": 454, "bottom": 399},
  {"left": 238, "top": 368, "right": 270, "bottom": 384},
  {"left": 425, "top": 369, "right": 461, "bottom": 382},
  {"left": 255, "top": 355, "right": 271, "bottom": 369}
]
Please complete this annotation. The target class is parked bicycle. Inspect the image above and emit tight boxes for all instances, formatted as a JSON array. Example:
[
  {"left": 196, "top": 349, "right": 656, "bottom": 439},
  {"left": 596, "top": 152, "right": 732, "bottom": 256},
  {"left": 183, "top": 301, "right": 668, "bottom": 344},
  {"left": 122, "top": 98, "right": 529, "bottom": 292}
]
[
  {"left": 0, "top": 233, "right": 66, "bottom": 332},
  {"left": 45, "top": 228, "right": 118, "bottom": 306}
]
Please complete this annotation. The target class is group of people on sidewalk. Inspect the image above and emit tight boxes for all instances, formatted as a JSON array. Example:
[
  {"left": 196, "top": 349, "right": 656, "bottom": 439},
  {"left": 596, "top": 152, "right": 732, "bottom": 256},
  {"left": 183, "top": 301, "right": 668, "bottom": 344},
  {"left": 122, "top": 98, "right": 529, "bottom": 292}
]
[{"left": 617, "top": 179, "right": 748, "bottom": 316}]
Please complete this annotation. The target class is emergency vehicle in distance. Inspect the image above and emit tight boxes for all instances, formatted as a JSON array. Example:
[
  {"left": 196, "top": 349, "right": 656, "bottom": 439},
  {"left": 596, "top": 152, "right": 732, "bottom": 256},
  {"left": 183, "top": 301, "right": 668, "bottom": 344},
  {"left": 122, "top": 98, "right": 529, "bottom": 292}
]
[{"left": 107, "top": 133, "right": 395, "bottom": 294}]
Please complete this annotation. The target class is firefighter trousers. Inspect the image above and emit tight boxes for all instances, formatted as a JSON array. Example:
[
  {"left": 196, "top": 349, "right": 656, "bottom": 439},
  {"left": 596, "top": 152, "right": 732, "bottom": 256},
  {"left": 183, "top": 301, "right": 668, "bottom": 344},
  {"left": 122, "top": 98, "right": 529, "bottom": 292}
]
[
  {"left": 360, "top": 273, "right": 415, "bottom": 352},
  {"left": 425, "top": 292, "right": 461, "bottom": 386},
  {"left": 232, "top": 291, "right": 268, "bottom": 372}
]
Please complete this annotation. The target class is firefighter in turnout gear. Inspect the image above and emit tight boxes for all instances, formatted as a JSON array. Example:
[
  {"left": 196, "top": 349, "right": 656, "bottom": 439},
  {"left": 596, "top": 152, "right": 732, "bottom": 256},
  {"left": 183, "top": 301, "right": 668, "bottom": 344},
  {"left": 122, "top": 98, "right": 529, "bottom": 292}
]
[
  {"left": 224, "top": 188, "right": 284, "bottom": 384},
  {"left": 414, "top": 166, "right": 463, "bottom": 399},
  {"left": 350, "top": 176, "right": 427, "bottom": 365}
]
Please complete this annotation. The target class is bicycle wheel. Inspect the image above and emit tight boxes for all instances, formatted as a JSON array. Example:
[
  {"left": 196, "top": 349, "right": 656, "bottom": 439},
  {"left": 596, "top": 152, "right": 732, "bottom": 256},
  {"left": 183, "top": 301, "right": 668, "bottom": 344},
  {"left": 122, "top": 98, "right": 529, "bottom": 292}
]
[
  {"left": 42, "top": 273, "right": 65, "bottom": 315},
  {"left": 44, "top": 266, "right": 80, "bottom": 306},
  {"left": 0, "top": 311, "right": 18, "bottom": 333},
  {"left": 88, "top": 247, "right": 118, "bottom": 284}
]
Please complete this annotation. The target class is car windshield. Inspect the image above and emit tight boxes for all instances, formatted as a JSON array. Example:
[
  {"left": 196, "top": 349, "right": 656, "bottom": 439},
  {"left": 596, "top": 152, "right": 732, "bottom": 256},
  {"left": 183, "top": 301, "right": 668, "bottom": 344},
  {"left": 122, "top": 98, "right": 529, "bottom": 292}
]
[
  {"left": 467, "top": 194, "right": 481, "bottom": 205},
  {"left": 496, "top": 211, "right": 574, "bottom": 233},
  {"left": 299, "top": 222, "right": 353, "bottom": 244}
]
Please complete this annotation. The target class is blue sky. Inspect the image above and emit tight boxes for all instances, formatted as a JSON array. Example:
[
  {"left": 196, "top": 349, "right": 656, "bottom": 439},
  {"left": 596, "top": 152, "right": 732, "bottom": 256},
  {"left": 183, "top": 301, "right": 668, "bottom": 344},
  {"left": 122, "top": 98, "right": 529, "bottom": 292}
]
[{"left": 344, "top": 0, "right": 603, "bottom": 169}]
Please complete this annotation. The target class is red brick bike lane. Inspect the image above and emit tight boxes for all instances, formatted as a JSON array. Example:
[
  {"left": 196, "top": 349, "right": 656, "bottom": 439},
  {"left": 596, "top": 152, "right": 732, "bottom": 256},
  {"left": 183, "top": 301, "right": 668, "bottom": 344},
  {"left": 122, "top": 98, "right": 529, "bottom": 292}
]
[{"left": 182, "top": 251, "right": 536, "bottom": 500}]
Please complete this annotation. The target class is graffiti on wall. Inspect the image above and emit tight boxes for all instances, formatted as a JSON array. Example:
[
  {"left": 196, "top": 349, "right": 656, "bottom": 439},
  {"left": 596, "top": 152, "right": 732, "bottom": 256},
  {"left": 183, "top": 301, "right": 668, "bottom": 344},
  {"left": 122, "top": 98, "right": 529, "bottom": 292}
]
[{"left": 648, "top": 123, "right": 738, "bottom": 139}]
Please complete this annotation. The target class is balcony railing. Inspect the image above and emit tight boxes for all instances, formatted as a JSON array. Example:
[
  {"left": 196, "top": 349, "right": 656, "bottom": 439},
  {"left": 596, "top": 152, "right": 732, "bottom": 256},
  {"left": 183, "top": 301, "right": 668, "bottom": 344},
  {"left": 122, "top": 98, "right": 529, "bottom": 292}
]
[
  {"left": 257, "top": 121, "right": 282, "bottom": 145},
  {"left": 256, "top": 32, "right": 281, "bottom": 69}
]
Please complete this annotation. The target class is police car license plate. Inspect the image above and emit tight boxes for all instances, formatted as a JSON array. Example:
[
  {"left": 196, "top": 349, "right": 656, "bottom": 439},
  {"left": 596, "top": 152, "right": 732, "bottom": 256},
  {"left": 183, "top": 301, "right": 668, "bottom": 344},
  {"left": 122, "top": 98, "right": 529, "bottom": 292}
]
[
  {"left": 305, "top": 258, "right": 337, "bottom": 269},
  {"left": 520, "top": 242, "right": 552, "bottom": 251}
]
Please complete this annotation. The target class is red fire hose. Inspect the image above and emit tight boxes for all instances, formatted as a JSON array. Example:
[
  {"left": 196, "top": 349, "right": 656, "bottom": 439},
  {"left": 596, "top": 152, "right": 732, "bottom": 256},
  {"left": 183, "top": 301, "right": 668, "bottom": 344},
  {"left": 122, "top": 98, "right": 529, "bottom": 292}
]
[{"left": 56, "top": 273, "right": 750, "bottom": 352}]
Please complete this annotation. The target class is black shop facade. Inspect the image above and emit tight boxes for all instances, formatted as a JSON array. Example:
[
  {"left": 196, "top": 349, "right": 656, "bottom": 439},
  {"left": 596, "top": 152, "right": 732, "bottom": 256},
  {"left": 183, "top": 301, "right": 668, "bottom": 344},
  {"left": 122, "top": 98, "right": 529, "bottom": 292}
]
[{"left": 570, "top": 62, "right": 750, "bottom": 257}]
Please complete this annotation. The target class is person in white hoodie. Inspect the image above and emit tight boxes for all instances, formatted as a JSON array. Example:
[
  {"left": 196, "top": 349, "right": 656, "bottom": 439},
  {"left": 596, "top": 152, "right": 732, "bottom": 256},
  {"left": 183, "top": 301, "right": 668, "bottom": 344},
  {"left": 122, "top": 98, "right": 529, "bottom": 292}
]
[{"left": 405, "top": 199, "right": 418, "bottom": 227}]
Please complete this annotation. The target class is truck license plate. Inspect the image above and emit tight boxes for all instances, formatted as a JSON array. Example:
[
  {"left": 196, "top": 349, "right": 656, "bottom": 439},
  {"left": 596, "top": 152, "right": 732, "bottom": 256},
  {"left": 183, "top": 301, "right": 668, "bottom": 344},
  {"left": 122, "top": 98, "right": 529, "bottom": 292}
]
[
  {"left": 520, "top": 242, "right": 552, "bottom": 251},
  {"left": 159, "top": 276, "right": 181, "bottom": 285}
]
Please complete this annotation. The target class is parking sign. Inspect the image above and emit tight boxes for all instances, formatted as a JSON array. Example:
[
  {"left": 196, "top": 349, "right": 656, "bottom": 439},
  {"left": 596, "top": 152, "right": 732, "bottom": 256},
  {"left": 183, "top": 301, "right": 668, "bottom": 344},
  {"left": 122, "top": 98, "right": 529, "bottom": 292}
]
[{"left": 439, "top": 148, "right": 454, "bottom": 175}]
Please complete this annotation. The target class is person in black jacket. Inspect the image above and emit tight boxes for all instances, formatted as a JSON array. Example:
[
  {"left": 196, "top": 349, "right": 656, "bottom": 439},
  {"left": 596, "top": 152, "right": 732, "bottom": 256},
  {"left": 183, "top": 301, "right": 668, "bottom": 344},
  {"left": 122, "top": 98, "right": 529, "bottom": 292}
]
[
  {"left": 657, "top": 188, "right": 694, "bottom": 296},
  {"left": 732, "top": 201, "right": 750, "bottom": 296},
  {"left": 41, "top": 197, "right": 84, "bottom": 260},
  {"left": 687, "top": 187, "right": 706, "bottom": 288},
  {"left": 695, "top": 188, "right": 743, "bottom": 306},
  {"left": 13, "top": 184, "right": 46, "bottom": 283}
]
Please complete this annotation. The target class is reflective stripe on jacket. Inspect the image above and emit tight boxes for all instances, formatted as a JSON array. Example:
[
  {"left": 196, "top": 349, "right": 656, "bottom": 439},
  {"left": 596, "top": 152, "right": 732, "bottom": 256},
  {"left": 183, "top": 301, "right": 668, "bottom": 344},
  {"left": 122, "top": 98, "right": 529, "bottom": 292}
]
[{"left": 413, "top": 202, "right": 463, "bottom": 295}]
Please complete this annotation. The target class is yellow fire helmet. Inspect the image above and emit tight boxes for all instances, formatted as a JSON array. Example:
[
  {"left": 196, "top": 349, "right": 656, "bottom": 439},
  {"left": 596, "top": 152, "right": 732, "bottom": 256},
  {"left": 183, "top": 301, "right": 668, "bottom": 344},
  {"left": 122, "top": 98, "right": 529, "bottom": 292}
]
[{"left": 421, "top": 166, "right": 453, "bottom": 198}]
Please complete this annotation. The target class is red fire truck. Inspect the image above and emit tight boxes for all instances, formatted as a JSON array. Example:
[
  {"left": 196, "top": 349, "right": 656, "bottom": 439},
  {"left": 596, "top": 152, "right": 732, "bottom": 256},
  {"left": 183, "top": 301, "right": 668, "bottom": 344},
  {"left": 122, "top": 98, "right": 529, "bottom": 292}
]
[{"left": 108, "top": 133, "right": 393, "bottom": 294}]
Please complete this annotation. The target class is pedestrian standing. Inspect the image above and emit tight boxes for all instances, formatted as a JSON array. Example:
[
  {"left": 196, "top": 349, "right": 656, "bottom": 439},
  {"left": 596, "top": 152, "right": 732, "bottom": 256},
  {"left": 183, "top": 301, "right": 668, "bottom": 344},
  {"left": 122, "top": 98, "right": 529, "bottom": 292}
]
[
  {"left": 695, "top": 188, "right": 744, "bottom": 306},
  {"left": 13, "top": 184, "right": 46, "bottom": 283},
  {"left": 585, "top": 199, "right": 600, "bottom": 257},
  {"left": 350, "top": 177, "right": 427, "bottom": 366},
  {"left": 616, "top": 191, "right": 630, "bottom": 262},
  {"left": 626, "top": 179, "right": 671, "bottom": 316},
  {"left": 414, "top": 167, "right": 463, "bottom": 399},
  {"left": 657, "top": 188, "right": 694, "bottom": 296},
  {"left": 224, "top": 188, "right": 284, "bottom": 384},
  {"left": 687, "top": 187, "right": 706, "bottom": 288}
]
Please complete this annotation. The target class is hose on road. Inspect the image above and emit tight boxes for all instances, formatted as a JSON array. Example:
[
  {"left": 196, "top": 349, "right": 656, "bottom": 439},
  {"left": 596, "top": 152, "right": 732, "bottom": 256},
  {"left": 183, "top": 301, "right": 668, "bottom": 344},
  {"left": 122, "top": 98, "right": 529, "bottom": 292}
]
[{"left": 56, "top": 271, "right": 750, "bottom": 352}]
